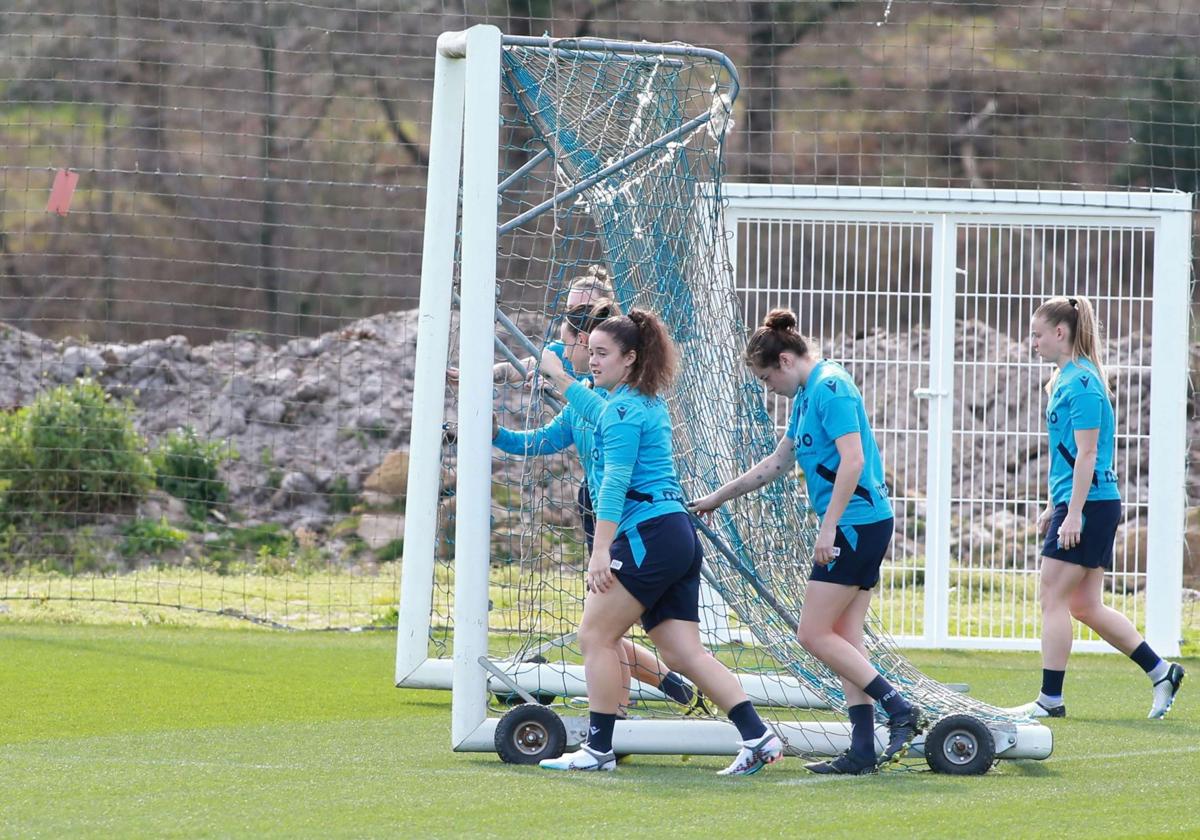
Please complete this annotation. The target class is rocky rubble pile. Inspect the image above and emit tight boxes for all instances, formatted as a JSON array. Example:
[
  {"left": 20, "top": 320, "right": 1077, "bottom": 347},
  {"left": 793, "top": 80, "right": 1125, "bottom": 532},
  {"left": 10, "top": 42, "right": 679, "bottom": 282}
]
[{"left": 2, "top": 314, "right": 1196, "bottom": 585}]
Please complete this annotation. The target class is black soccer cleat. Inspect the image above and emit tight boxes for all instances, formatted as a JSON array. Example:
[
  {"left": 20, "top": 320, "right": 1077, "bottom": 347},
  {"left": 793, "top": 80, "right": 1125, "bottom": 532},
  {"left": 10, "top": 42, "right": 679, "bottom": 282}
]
[
  {"left": 683, "top": 688, "right": 713, "bottom": 717},
  {"left": 881, "top": 704, "right": 924, "bottom": 764},
  {"left": 805, "top": 749, "right": 878, "bottom": 775}
]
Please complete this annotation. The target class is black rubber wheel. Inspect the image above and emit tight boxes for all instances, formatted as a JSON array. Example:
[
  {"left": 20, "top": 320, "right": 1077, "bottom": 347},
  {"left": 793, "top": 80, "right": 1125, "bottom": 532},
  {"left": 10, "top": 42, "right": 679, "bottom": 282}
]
[
  {"left": 924, "top": 714, "right": 996, "bottom": 775},
  {"left": 494, "top": 704, "right": 567, "bottom": 765}
]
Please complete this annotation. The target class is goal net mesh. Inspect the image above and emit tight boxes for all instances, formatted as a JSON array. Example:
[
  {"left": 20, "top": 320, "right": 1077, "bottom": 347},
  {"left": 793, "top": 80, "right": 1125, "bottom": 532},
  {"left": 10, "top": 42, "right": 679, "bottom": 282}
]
[{"left": 434, "top": 38, "right": 1030, "bottom": 741}]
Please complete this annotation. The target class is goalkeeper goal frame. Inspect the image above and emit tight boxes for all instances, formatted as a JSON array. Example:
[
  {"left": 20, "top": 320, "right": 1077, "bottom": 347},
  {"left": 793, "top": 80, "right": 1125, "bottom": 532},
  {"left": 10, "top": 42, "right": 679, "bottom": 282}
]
[{"left": 396, "top": 25, "right": 1057, "bottom": 763}]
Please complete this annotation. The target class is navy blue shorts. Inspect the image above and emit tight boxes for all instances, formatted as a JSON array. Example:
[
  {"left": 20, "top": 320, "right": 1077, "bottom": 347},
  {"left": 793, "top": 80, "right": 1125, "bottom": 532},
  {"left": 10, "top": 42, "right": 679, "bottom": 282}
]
[
  {"left": 610, "top": 511, "right": 702, "bottom": 632},
  {"left": 809, "top": 518, "right": 894, "bottom": 590},
  {"left": 1041, "top": 499, "right": 1122, "bottom": 569},
  {"left": 578, "top": 480, "right": 595, "bottom": 553}
]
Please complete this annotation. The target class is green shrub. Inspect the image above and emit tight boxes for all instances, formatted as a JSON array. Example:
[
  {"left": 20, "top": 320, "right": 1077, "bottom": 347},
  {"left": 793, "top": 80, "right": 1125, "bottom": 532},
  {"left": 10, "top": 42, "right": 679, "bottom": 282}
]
[
  {"left": 1118, "top": 57, "right": 1200, "bottom": 193},
  {"left": 151, "top": 427, "right": 236, "bottom": 520},
  {"left": 375, "top": 538, "right": 404, "bottom": 563},
  {"left": 370, "top": 606, "right": 399, "bottom": 627},
  {"left": 260, "top": 446, "right": 283, "bottom": 491},
  {"left": 120, "top": 517, "right": 189, "bottom": 558},
  {"left": 328, "top": 475, "right": 357, "bottom": 514},
  {"left": 251, "top": 538, "right": 326, "bottom": 576},
  {"left": 0, "top": 519, "right": 17, "bottom": 572},
  {"left": 0, "top": 379, "right": 153, "bottom": 523},
  {"left": 201, "top": 522, "right": 294, "bottom": 575}
]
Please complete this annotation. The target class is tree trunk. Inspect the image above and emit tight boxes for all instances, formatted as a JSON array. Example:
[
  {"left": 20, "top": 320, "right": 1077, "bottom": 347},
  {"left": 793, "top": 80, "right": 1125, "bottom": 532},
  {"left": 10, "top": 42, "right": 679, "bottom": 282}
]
[
  {"left": 739, "top": 1, "right": 854, "bottom": 179},
  {"left": 256, "top": 7, "right": 282, "bottom": 342}
]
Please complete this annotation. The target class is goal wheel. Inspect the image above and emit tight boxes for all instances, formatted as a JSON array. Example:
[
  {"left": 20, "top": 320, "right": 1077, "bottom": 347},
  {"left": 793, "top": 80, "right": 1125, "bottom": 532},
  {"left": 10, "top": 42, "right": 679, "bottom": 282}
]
[
  {"left": 494, "top": 704, "right": 566, "bottom": 765},
  {"left": 924, "top": 714, "right": 996, "bottom": 775}
]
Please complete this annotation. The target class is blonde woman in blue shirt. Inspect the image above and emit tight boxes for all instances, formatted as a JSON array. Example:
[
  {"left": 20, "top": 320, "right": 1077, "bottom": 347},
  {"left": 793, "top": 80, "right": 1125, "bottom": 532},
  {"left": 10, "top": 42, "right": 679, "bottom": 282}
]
[
  {"left": 1011, "top": 295, "right": 1184, "bottom": 719},
  {"left": 691, "top": 309, "right": 920, "bottom": 775}
]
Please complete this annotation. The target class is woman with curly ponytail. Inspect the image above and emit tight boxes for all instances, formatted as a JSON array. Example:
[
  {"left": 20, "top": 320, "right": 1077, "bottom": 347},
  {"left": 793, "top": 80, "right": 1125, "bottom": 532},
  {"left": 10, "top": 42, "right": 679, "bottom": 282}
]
[
  {"left": 492, "top": 299, "right": 704, "bottom": 718},
  {"left": 537, "top": 308, "right": 782, "bottom": 776}
]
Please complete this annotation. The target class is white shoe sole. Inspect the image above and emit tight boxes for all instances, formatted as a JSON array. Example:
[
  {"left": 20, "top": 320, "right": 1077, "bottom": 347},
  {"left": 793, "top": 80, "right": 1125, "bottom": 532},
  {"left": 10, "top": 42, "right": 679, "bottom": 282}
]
[
  {"left": 538, "top": 760, "right": 616, "bottom": 771},
  {"left": 1004, "top": 701, "right": 1065, "bottom": 719}
]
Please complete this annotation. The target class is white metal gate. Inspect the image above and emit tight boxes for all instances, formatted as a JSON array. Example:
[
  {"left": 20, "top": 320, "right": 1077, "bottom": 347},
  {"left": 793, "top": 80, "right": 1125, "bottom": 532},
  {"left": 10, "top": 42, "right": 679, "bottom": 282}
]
[{"left": 724, "top": 185, "right": 1190, "bottom": 655}]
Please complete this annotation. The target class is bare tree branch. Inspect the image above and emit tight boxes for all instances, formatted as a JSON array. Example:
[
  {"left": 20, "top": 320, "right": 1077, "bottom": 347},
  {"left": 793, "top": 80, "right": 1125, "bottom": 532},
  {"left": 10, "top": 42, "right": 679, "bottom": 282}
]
[
  {"left": 740, "top": 1, "right": 854, "bottom": 176},
  {"left": 372, "top": 76, "right": 430, "bottom": 168},
  {"left": 953, "top": 97, "right": 998, "bottom": 189}
]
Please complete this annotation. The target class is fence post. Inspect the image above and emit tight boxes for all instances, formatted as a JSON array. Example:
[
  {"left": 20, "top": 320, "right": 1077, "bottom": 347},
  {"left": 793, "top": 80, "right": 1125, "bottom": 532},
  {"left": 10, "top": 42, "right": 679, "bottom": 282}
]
[
  {"left": 922, "top": 214, "right": 956, "bottom": 647},
  {"left": 1145, "top": 206, "right": 1191, "bottom": 658}
]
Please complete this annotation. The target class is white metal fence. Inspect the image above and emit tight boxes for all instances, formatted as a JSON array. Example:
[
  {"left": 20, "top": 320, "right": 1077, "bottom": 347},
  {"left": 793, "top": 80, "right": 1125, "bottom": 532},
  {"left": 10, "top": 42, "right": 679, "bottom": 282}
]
[{"left": 723, "top": 185, "right": 1191, "bottom": 655}]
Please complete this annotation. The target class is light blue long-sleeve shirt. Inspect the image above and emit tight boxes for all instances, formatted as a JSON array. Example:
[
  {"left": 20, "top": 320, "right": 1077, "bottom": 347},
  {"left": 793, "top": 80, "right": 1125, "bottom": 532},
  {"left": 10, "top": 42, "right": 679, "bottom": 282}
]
[{"left": 493, "top": 383, "right": 607, "bottom": 488}]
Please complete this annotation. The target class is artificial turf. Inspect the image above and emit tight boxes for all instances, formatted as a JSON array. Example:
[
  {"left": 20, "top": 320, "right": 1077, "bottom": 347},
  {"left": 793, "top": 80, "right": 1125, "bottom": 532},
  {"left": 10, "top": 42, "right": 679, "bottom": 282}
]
[{"left": 1, "top": 623, "right": 1196, "bottom": 839}]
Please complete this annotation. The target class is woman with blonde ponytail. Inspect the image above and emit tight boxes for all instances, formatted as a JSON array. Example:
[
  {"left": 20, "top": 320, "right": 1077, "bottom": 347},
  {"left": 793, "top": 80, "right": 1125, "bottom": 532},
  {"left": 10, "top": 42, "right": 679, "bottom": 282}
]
[
  {"left": 1040, "top": 295, "right": 1108, "bottom": 395},
  {"left": 1011, "top": 295, "right": 1184, "bottom": 720},
  {"left": 691, "top": 308, "right": 921, "bottom": 775}
]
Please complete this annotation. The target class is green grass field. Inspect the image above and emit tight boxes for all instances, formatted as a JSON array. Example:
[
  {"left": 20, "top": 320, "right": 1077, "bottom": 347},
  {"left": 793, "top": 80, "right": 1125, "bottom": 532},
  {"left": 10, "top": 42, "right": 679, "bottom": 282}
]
[{"left": 1, "top": 623, "right": 1196, "bottom": 839}]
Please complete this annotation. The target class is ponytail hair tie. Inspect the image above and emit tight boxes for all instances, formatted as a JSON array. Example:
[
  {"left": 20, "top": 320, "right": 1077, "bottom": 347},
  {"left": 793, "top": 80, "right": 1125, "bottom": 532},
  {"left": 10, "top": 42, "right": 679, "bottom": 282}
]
[{"left": 1068, "top": 297, "right": 1078, "bottom": 309}]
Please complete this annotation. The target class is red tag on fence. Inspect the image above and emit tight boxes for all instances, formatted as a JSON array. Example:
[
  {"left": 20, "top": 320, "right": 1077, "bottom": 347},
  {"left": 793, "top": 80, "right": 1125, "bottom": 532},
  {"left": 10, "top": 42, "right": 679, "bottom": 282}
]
[{"left": 46, "top": 169, "right": 79, "bottom": 216}]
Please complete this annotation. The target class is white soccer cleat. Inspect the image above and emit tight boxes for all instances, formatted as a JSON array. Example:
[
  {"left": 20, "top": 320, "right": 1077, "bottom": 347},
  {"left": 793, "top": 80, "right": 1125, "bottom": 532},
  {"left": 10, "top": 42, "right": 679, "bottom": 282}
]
[
  {"left": 1149, "top": 663, "right": 1185, "bottom": 720},
  {"left": 716, "top": 731, "right": 783, "bottom": 776},
  {"left": 1006, "top": 699, "right": 1066, "bottom": 719},
  {"left": 538, "top": 744, "right": 617, "bottom": 772}
]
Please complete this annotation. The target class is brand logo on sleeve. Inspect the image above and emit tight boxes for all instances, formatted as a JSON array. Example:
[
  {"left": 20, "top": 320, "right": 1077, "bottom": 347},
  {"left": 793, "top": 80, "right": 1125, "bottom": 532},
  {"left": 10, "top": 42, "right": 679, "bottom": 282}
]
[
  {"left": 1080, "top": 375, "right": 1091, "bottom": 389},
  {"left": 801, "top": 433, "right": 813, "bottom": 447},
  {"left": 825, "top": 380, "right": 838, "bottom": 393},
  {"left": 616, "top": 406, "right": 627, "bottom": 419}
]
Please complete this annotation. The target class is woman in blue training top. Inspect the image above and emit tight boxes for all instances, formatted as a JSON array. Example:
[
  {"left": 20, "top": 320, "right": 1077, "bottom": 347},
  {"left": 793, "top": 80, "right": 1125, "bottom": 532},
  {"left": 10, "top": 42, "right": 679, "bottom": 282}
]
[
  {"left": 1009, "top": 295, "right": 1184, "bottom": 720},
  {"left": 537, "top": 309, "right": 782, "bottom": 775},
  {"left": 492, "top": 300, "right": 701, "bottom": 714},
  {"left": 691, "top": 309, "right": 920, "bottom": 775}
]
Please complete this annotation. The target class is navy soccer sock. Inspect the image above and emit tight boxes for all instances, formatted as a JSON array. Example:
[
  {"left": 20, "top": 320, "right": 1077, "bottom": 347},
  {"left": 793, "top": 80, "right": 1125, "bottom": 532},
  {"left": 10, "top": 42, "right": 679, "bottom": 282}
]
[
  {"left": 1040, "top": 668, "right": 1066, "bottom": 701},
  {"left": 587, "top": 711, "right": 617, "bottom": 754},
  {"left": 1130, "top": 642, "right": 1164, "bottom": 675},
  {"left": 848, "top": 704, "right": 876, "bottom": 760},
  {"left": 727, "top": 700, "right": 768, "bottom": 741},
  {"left": 863, "top": 675, "right": 912, "bottom": 718},
  {"left": 658, "top": 672, "right": 695, "bottom": 705}
]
